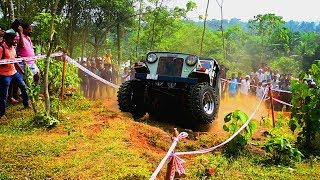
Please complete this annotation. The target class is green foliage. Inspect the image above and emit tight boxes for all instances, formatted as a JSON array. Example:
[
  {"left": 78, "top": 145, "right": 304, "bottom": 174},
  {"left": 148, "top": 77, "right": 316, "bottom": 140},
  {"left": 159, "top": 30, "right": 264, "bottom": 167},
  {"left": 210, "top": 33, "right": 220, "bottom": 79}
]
[
  {"left": 270, "top": 57, "right": 301, "bottom": 76},
  {"left": 223, "top": 110, "right": 257, "bottom": 156},
  {"left": 34, "top": 112, "right": 60, "bottom": 129},
  {"left": 33, "top": 12, "right": 61, "bottom": 53},
  {"left": 263, "top": 121, "right": 303, "bottom": 166},
  {"left": 37, "top": 58, "right": 80, "bottom": 95},
  {"left": 264, "top": 135, "right": 303, "bottom": 166},
  {"left": 291, "top": 64, "right": 320, "bottom": 155}
]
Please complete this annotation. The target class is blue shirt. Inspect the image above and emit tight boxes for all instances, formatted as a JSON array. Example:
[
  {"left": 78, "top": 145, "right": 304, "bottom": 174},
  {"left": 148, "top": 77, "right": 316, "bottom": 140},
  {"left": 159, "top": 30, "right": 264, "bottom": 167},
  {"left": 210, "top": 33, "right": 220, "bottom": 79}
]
[{"left": 229, "top": 79, "right": 238, "bottom": 94}]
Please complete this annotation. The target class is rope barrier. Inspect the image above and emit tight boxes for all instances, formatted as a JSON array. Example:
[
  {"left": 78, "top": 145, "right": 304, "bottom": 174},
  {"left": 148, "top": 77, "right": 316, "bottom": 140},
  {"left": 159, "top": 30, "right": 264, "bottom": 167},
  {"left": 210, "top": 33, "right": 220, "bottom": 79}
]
[
  {"left": 65, "top": 56, "right": 120, "bottom": 89},
  {"left": 272, "top": 98, "right": 293, "bottom": 107},
  {"left": 176, "top": 90, "right": 267, "bottom": 156},
  {"left": 0, "top": 51, "right": 119, "bottom": 88},
  {"left": 150, "top": 90, "right": 268, "bottom": 179},
  {"left": 271, "top": 88, "right": 292, "bottom": 94},
  {"left": 0, "top": 52, "right": 64, "bottom": 64}
]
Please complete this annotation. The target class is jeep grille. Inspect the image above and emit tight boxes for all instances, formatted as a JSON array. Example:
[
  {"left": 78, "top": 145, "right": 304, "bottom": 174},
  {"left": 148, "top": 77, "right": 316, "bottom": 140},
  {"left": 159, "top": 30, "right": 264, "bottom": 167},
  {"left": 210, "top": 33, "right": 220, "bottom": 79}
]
[{"left": 157, "top": 57, "right": 183, "bottom": 77}]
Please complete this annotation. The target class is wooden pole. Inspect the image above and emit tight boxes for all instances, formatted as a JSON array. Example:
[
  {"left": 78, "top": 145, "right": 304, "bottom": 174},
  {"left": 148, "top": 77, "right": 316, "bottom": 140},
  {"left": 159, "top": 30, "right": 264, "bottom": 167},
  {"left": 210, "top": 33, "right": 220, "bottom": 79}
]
[
  {"left": 268, "top": 85, "right": 275, "bottom": 127},
  {"left": 60, "top": 54, "right": 67, "bottom": 100},
  {"left": 165, "top": 128, "right": 179, "bottom": 180}
]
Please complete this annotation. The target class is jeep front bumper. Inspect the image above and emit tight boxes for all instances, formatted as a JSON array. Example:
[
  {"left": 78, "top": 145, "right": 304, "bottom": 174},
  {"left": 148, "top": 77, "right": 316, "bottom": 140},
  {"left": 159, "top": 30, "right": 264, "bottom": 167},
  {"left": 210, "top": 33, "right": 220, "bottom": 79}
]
[{"left": 135, "top": 73, "right": 198, "bottom": 84}]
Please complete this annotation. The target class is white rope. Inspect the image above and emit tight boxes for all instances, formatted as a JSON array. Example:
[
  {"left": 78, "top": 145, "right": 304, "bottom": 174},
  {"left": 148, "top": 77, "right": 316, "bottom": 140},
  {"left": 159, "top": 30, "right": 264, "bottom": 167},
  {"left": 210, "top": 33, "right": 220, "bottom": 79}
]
[
  {"left": 150, "top": 90, "right": 268, "bottom": 179},
  {"left": 0, "top": 52, "right": 64, "bottom": 64},
  {"left": 66, "top": 56, "right": 120, "bottom": 89},
  {"left": 176, "top": 89, "right": 267, "bottom": 156}
]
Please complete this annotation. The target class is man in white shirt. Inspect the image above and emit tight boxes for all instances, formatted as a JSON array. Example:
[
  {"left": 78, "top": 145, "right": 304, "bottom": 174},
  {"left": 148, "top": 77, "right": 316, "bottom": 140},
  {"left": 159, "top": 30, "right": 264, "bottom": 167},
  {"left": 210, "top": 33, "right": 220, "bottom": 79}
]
[{"left": 240, "top": 75, "right": 250, "bottom": 95}]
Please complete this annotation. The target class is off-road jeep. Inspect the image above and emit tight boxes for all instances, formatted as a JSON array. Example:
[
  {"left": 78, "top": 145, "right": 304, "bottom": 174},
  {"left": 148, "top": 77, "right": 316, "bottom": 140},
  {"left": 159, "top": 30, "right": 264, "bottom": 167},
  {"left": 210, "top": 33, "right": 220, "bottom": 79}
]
[{"left": 117, "top": 52, "right": 221, "bottom": 130}]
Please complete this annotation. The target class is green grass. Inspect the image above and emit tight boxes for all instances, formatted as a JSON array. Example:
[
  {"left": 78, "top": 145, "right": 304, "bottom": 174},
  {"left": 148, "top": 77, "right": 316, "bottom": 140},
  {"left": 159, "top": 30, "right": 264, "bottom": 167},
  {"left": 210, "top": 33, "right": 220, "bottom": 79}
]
[{"left": 188, "top": 153, "right": 320, "bottom": 179}]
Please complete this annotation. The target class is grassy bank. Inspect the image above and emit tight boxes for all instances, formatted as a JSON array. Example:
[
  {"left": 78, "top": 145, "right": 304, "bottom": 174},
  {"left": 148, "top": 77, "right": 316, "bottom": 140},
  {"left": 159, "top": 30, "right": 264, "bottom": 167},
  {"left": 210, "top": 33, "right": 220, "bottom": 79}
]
[{"left": 0, "top": 96, "right": 319, "bottom": 179}]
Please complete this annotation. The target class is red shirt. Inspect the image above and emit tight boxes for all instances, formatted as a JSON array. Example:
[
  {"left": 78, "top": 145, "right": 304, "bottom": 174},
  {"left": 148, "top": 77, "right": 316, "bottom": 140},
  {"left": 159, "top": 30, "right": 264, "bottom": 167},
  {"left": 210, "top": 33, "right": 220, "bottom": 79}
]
[{"left": 0, "top": 42, "right": 17, "bottom": 76}]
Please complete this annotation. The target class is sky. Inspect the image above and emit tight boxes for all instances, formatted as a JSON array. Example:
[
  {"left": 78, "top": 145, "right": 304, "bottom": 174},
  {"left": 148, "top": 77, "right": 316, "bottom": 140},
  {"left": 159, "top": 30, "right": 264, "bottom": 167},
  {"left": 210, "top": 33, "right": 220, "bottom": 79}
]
[{"left": 167, "top": 0, "right": 319, "bottom": 22}]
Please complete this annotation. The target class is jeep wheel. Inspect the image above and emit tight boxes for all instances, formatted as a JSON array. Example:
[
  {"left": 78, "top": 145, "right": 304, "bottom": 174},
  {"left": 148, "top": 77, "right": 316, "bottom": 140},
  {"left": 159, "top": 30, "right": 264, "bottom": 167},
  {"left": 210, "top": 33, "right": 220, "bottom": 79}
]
[
  {"left": 117, "top": 80, "right": 146, "bottom": 119},
  {"left": 187, "top": 82, "right": 219, "bottom": 126}
]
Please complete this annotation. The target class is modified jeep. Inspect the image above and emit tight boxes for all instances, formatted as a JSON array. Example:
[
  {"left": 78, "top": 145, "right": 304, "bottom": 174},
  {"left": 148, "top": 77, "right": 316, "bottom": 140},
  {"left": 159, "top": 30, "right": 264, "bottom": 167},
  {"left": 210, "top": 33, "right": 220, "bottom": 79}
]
[{"left": 117, "top": 52, "right": 221, "bottom": 130}]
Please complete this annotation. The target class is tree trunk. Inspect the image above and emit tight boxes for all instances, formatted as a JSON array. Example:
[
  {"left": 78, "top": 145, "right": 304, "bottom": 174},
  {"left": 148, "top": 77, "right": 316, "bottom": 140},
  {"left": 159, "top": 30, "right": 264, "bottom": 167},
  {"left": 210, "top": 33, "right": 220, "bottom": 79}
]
[
  {"left": 150, "top": 0, "right": 163, "bottom": 50},
  {"left": 7, "top": 0, "right": 14, "bottom": 23},
  {"left": 136, "top": 0, "right": 143, "bottom": 59},
  {"left": 0, "top": 1, "right": 8, "bottom": 25},
  {"left": 200, "top": 0, "right": 210, "bottom": 56},
  {"left": 44, "top": 0, "right": 59, "bottom": 116},
  {"left": 81, "top": 25, "right": 88, "bottom": 60},
  {"left": 117, "top": 22, "right": 122, "bottom": 63},
  {"left": 216, "top": 0, "right": 226, "bottom": 61},
  {"left": 16, "top": 0, "right": 20, "bottom": 18}
]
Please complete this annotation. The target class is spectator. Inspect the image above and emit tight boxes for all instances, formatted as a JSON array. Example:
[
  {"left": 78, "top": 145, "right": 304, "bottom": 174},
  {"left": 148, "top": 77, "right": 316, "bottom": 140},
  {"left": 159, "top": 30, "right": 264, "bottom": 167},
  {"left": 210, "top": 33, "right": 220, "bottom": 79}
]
[
  {"left": 280, "top": 79, "right": 292, "bottom": 112},
  {"left": 229, "top": 73, "right": 238, "bottom": 98},
  {"left": 273, "top": 91, "right": 282, "bottom": 111},
  {"left": 121, "top": 67, "right": 131, "bottom": 82},
  {"left": 105, "top": 51, "right": 112, "bottom": 64},
  {"left": 236, "top": 72, "right": 242, "bottom": 93},
  {"left": 101, "top": 63, "right": 112, "bottom": 99},
  {"left": 78, "top": 61, "right": 89, "bottom": 97},
  {"left": 258, "top": 69, "right": 265, "bottom": 82},
  {"left": 250, "top": 74, "right": 259, "bottom": 95},
  {"left": 16, "top": 23, "right": 40, "bottom": 85},
  {"left": 111, "top": 64, "right": 118, "bottom": 96},
  {"left": 88, "top": 62, "right": 99, "bottom": 100},
  {"left": 256, "top": 82, "right": 266, "bottom": 99},
  {"left": 97, "top": 60, "right": 104, "bottom": 98},
  {"left": 0, "top": 30, "right": 29, "bottom": 120},
  {"left": 130, "top": 67, "right": 136, "bottom": 80},
  {"left": 7, "top": 19, "right": 22, "bottom": 103},
  {"left": 240, "top": 75, "right": 250, "bottom": 95}
]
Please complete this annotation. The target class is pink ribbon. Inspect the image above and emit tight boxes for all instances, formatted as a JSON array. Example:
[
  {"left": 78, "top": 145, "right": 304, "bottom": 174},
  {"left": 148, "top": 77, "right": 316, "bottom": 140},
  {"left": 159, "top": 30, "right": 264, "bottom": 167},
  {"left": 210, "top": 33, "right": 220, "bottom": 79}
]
[{"left": 150, "top": 132, "right": 188, "bottom": 180}]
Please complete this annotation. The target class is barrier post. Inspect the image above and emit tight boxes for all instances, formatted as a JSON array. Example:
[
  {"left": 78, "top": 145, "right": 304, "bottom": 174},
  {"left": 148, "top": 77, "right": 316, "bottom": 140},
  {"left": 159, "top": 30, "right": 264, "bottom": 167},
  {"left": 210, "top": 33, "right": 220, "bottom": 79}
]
[
  {"left": 60, "top": 53, "right": 67, "bottom": 100},
  {"left": 165, "top": 128, "right": 179, "bottom": 180},
  {"left": 268, "top": 85, "right": 275, "bottom": 127}
]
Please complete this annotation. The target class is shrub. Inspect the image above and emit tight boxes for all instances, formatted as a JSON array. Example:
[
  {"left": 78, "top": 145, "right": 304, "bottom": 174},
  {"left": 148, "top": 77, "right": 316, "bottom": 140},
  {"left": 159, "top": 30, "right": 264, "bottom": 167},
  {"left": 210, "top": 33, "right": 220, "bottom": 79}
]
[
  {"left": 290, "top": 63, "right": 320, "bottom": 155},
  {"left": 223, "top": 110, "right": 257, "bottom": 156},
  {"left": 263, "top": 132, "right": 303, "bottom": 166}
]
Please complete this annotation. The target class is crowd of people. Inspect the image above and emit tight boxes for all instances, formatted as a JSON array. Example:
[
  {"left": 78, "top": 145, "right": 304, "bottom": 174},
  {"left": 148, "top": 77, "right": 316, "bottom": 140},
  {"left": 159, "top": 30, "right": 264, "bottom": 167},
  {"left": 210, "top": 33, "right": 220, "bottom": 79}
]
[
  {"left": 221, "top": 63, "right": 293, "bottom": 112},
  {"left": 78, "top": 56, "right": 136, "bottom": 100},
  {"left": 0, "top": 19, "right": 39, "bottom": 120}
]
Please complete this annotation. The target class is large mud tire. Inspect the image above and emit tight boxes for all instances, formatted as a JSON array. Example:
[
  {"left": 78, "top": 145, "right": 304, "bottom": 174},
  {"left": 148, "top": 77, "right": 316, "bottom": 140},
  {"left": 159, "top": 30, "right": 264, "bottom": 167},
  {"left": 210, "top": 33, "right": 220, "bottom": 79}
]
[
  {"left": 117, "top": 80, "right": 146, "bottom": 119},
  {"left": 187, "top": 83, "right": 219, "bottom": 130}
]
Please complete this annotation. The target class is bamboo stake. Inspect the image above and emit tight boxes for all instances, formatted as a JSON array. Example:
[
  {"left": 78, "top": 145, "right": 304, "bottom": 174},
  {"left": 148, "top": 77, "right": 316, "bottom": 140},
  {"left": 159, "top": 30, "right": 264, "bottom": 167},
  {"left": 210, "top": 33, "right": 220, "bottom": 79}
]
[
  {"left": 268, "top": 84, "right": 275, "bottom": 127},
  {"left": 165, "top": 128, "right": 179, "bottom": 180},
  {"left": 60, "top": 54, "right": 67, "bottom": 100}
]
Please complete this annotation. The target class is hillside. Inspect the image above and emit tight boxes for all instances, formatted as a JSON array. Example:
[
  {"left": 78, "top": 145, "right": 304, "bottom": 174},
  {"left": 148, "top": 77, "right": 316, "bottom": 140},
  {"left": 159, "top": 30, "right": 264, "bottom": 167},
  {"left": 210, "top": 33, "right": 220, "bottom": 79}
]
[{"left": 1, "top": 95, "right": 319, "bottom": 179}]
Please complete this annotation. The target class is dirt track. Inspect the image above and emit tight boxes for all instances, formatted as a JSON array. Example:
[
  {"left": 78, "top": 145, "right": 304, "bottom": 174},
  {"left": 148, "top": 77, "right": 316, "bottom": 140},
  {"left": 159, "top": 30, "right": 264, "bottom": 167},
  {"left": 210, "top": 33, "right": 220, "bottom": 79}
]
[{"left": 103, "top": 93, "right": 269, "bottom": 134}]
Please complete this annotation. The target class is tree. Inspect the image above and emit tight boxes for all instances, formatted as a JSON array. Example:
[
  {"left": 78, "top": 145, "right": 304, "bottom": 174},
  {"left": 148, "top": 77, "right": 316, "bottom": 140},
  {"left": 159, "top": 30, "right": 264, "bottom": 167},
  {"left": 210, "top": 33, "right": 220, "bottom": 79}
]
[
  {"left": 200, "top": 0, "right": 209, "bottom": 56},
  {"left": 270, "top": 57, "right": 301, "bottom": 76},
  {"left": 44, "top": 0, "right": 60, "bottom": 115},
  {"left": 8, "top": 0, "right": 14, "bottom": 23},
  {"left": 249, "top": 13, "right": 285, "bottom": 64},
  {"left": 216, "top": 0, "right": 225, "bottom": 61}
]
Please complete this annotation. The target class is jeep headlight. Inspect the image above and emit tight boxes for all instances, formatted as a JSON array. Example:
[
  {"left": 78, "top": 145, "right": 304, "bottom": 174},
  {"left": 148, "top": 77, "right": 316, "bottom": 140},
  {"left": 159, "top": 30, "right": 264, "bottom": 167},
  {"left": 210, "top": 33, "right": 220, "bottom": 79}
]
[
  {"left": 186, "top": 55, "right": 198, "bottom": 66},
  {"left": 147, "top": 53, "right": 158, "bottom": 63}
]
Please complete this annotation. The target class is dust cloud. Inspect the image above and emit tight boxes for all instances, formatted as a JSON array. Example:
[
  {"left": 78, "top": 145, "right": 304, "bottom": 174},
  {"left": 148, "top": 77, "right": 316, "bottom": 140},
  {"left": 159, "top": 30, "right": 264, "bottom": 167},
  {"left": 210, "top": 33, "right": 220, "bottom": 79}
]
[{"left": 210, "top": 94, "right": 269, "bottom": 133}]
